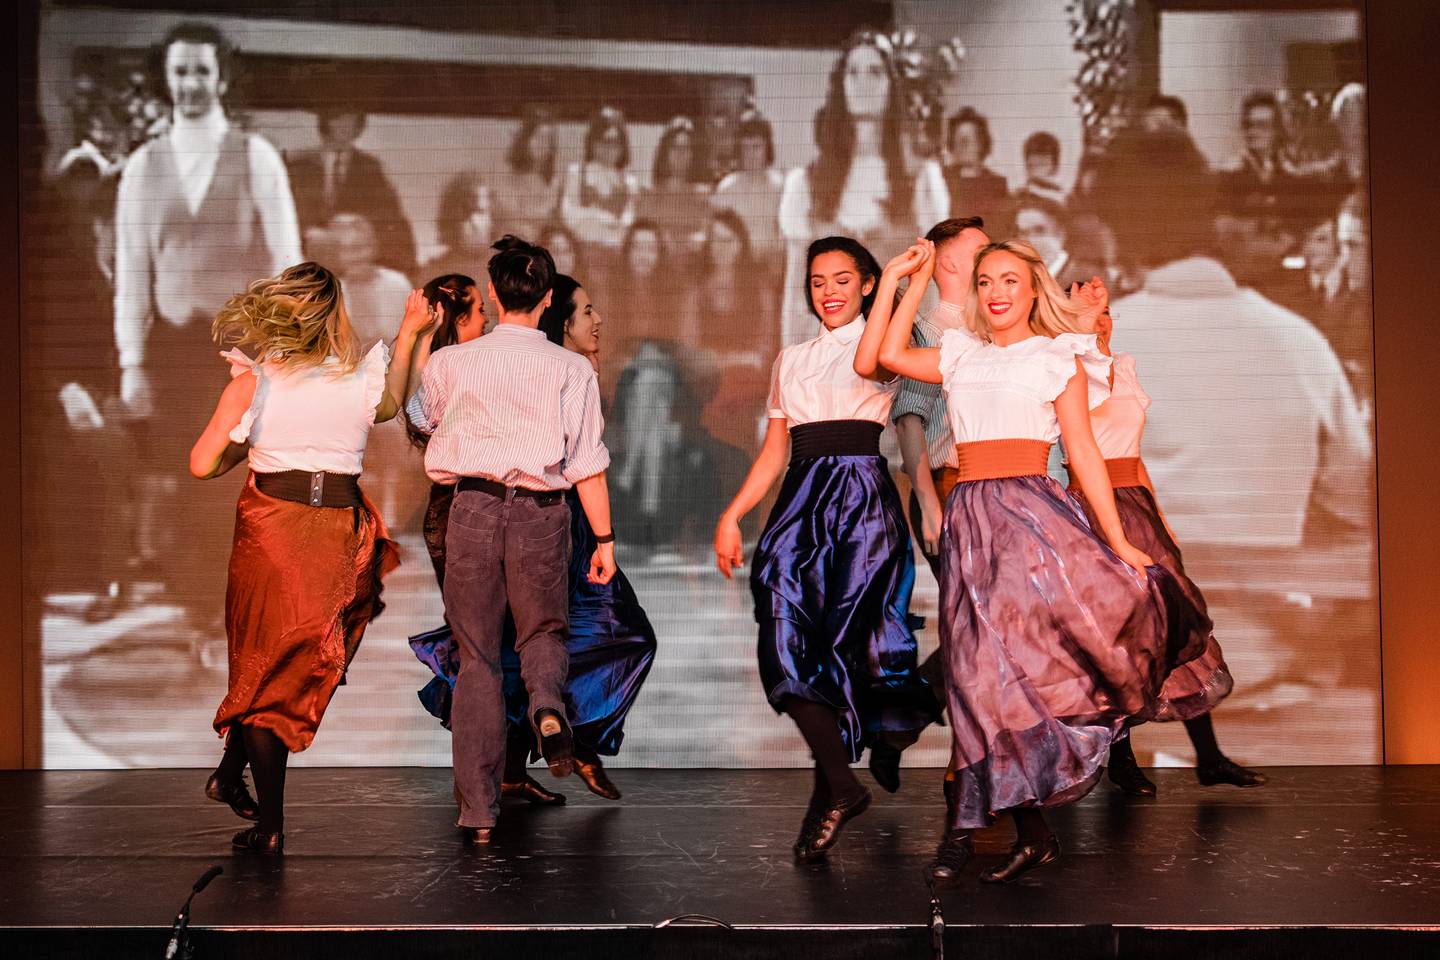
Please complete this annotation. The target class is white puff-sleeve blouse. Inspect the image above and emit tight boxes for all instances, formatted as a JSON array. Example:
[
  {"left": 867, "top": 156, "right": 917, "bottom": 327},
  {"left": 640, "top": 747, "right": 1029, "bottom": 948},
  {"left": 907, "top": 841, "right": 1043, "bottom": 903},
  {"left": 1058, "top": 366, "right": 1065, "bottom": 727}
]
[
  {"left": 226, "top": 339, "right": 389, "bottom": 475},
  {"left": 938, "top": 331, "right": 1111, "bottom": 444}
]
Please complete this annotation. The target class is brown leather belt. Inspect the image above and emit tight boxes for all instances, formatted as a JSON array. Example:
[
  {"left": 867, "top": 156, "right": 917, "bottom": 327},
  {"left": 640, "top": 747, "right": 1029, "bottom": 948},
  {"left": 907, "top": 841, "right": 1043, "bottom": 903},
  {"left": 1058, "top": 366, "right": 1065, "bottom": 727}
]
[
  {"left": 1067, "top": 457, "right": 1143, "bottom": 491},
  {"left": 457, "top": 476, "right": 564, "bottom": 507},
  {"left": 254, "top": 470, "right": 363, "bottom": 508},
  {"left": 954, "top": 439, "right": 1051, "bottom": 482}
]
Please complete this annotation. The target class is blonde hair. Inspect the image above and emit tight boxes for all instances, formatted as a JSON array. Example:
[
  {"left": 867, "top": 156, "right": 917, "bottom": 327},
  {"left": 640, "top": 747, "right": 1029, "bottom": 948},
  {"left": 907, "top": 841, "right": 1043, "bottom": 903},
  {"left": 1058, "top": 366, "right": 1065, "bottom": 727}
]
[
  {"left": 962, "top": 239, "right": 1093, "bottom": 342},
  {"left": 212, "top": 262, "right": 362, "bottom": 372}
]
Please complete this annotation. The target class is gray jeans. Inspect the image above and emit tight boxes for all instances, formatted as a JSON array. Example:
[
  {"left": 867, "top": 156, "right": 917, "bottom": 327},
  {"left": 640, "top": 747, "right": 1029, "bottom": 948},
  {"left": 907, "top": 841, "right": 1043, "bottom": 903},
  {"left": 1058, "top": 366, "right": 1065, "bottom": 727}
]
[{"left": 445, "top": 487, "right": 570, "bottom": 827}]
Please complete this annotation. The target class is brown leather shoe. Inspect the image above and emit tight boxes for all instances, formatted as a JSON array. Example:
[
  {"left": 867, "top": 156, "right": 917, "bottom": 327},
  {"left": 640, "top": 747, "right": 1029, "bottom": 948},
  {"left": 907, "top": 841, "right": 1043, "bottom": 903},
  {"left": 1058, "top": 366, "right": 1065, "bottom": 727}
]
[
  {"left": 461, "top": 826, "right": 493, "bottom": 845},
  {"left": 795, "top": 790, "right": 871, "bottom": 862},
  {"left": 231, "top": 826, "right": 283, "bottom": 855},
  {"left": 979, "top": 835, "right": 1061, "bottom": 883},
  {"left": 205, "top": 773, "right": 259, "bottom": 821},
  {"left": 573, "top": 756, "right": 621, "bottom": 800},
  {"left": 501, "top": 775, "right": 568, "bottom": 805}
]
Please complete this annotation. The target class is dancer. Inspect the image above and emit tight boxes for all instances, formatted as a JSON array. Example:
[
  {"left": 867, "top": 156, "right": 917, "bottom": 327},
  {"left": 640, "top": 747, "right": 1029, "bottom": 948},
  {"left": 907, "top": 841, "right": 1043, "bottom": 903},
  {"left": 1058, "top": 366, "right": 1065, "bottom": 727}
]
[
  {"left": 193, "top": 261, "right": 418, "bottom": 854},
  {"left": 1070, "top": 306, "right": 1264, "bottom": 795},
  {"left": 408, "top": 275, "right": 657, "bottom": 803},
  {"left": 868, "top": 239, "right": 1209, "bottom": 883},
  {"left": 405, "top": 236, "right": 617, "bottom": 845},
  {"left": 714, "top": 236, "right": 937, "bottom": 863}
]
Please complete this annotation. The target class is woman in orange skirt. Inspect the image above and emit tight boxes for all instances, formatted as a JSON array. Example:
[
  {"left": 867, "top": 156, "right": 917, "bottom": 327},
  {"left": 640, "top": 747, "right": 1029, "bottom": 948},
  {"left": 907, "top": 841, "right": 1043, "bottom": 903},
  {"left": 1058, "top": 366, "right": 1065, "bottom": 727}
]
[{"left": 190, "top": 263, "right": 436, "bottom": 854}]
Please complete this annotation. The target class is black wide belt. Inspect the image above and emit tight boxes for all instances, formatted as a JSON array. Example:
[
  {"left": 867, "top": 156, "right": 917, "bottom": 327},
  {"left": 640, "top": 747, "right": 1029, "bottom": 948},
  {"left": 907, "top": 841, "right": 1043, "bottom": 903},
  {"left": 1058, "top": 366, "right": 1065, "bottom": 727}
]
[
  {"left": 254, "top": 470, "right": 363, "bottom": 508},
  {"left": 788, "top": 420, "right": 883, "bottom": 459},
  {"left": 457, "top": 476, "right": 565, "bottom": 507}
]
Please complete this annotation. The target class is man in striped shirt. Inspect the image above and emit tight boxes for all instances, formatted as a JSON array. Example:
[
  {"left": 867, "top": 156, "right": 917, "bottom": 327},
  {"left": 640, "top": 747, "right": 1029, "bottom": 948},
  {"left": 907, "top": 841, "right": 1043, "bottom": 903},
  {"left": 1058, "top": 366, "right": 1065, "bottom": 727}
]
[
  {"left": 892, "top": 217, "right": 989, "bottom": 573},
  {"left": 404, "top": 235, "right": 616, "bottom": 844}
]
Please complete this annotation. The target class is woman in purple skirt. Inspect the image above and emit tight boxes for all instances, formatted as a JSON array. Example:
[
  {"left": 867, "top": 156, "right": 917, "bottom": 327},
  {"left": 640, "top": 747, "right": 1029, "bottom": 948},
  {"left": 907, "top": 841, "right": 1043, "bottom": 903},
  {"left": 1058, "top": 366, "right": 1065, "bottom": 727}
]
[
  {"left": 1068, "top": 306, "right": 1264, "bottom": 796},
  {"left": 865, "top": 238, "right": 1207, "bottom": 883}
]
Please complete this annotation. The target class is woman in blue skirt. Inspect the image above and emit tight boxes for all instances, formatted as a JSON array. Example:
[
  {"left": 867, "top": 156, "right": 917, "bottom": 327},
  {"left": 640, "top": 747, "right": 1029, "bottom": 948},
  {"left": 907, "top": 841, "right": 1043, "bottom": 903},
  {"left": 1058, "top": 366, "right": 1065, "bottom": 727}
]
[
  {"left": 714, "top": 236, "right": 938, "bottom": 862},
  {"left": 407, "top": 273, "right": 657, "bottom": 802}
]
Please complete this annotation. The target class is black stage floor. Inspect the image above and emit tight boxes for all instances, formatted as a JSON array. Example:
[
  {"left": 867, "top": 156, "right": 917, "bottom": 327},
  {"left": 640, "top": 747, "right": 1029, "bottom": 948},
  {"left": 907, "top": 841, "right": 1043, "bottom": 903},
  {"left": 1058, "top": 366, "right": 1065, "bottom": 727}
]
[{"left": 3, "top": 766, "right": 1439, "bottom": 959}]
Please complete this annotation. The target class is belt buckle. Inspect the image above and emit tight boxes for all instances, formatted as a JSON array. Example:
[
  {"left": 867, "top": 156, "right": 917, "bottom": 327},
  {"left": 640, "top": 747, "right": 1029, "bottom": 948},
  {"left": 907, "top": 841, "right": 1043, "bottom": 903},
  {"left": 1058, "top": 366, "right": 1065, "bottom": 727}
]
[{"left": 309, "top": 471, "right": 325, "bottom": 507}]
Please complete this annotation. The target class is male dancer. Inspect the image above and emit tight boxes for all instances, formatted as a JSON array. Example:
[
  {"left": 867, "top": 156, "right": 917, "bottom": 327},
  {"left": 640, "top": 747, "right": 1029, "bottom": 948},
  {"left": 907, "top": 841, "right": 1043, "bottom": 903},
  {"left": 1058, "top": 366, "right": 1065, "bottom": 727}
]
[
  {"left": 891, "top": 217, "right": 990, "bottom": 573},
  {"left": 114, "top": 21, "right": 301, "bottom": 612},
  {"left": 404, "top": 236, "right": 617, "bottom": 844}
]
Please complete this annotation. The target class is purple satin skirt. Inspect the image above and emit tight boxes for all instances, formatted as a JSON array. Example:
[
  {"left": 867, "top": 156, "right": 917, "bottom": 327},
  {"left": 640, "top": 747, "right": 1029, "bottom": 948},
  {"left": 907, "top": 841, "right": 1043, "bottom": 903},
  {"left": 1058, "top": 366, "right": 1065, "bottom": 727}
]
[
  {"left": 938, "top": 474, "right": 1209, "bottom": 830},
  {"left": 1069, "top": 484, "right": 1234, "bottom": 722}
]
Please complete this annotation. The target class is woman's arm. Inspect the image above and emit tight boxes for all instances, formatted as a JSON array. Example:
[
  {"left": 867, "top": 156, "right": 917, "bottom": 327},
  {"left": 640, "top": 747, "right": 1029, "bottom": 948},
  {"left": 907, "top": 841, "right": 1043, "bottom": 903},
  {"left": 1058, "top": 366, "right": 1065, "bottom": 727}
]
[
  {"left": 190, "top": 373, "right": 258, "bottom": 479},
  {"left": 376, "top": 290, "right": 442, "bottom": 423},
  {"left": 714, "top": 417, "right": 790, "bottom": 578},
  {"left": 854, "top": 243, "right": 929, "bottom": 381},
  {"left": 875, "top": 242, "right": 943, "bottom": 384},
  {"left": 1055, "top": 362, "right": 1151, "bottom": 574}
]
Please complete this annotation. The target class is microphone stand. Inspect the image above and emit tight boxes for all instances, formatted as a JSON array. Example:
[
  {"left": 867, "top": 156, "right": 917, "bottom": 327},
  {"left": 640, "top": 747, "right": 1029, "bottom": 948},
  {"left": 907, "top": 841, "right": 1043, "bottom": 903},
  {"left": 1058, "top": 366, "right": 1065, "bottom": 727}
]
[{"left": 165, "top": 866, "right": 223, "bottom": 960}]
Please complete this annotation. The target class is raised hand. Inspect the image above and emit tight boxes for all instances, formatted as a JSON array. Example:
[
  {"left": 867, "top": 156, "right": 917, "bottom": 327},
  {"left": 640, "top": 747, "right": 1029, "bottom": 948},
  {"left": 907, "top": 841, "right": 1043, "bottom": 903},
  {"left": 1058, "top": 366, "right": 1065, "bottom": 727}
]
[
  {"left": 399, "top": 289, "right": 443, "bottom": 339},
  {"left": 1069, "top": 276, "right": 1109, "bottom": 330},
  {"left": 882, "top": 241, "right": 929, "bottom": 281}
]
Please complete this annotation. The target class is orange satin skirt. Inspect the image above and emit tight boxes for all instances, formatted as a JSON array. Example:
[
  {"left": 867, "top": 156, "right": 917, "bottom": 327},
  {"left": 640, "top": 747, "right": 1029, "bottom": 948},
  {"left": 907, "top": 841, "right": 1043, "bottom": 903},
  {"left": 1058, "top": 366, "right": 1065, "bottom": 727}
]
[{"left": 213, "top": 474, "right": 400, "bottom": 752}]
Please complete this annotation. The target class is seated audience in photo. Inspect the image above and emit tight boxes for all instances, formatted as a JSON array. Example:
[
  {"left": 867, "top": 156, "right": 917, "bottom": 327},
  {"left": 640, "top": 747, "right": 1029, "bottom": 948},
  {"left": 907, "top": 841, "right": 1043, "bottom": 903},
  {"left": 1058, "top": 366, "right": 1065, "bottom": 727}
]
[
  {"left": 636, "top": 116, "right": 713, "bottom": 257},
  {"left": 1141, "top": 93, "right": 1189, "bottom": 134},
  {"left": 1015, "top": 131, "right": 1066, "bottom": 206},
  {"left": 324, "top": 211, "right": 411, "bottom": 345},
  {"left": 492, "top": 104, "right": 562, "bottom": 241},
  {"left": 561, "top": 106, "right": 638, "bottom": 262},
  {"left": 1095, "top": 127, "right": 1371, "bottom": 551},
  {"left": 286, "top": 109, "right": 417, "bottom": 277},
  {"left": 941, "top": 107, "right": 1012, "bottom": 236},
  {"left": 606, "top": 219, "right": 684, "bottom": 351},
  {"left": 712, "top": 108, "right": 786, "bottom": 269},
  {"left": 608, "top": 341, "right": 725, "bottom": 554},
  {"left": 419, "top": 171, "right": 494, "bottom": 284},
  {"left": 539, "top": 221, "right": 584, "bottom": 280},
  {"left": 1012, "top": 194, "right": 1104, "bottom": 291}
]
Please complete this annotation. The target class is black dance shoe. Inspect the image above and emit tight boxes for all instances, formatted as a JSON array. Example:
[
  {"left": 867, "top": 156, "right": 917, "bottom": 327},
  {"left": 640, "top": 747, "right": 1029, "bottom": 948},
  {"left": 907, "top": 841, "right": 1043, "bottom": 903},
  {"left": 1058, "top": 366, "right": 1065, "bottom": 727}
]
[
  {"left": 795, "top": 790, "right": 871, "bottom": 862},
  {"left": 868, "top": 741, "right": 903, "bottom": 794},
  {"left": 461, "top": 826, "right": 494, "bottom": 845},
  {"left": 574, "top": 756, "right": 622, "bottom": 800},
  {"left": 928, "top": 831, "right": 974, "bottom": 882},
  {"left": 501, "top": 775, "right": 567, "bottom": 805},
  {"left": 1107, "top": 756, "right": 1159, "bottom": 798},
  {"left": 1196, "top": 757, "right": 1267, "bottom": 787},
  {"left": 205, "top": 773, "right": 260, "bottom": 821},
  {"left": 231, "top": 826, "right": 284, "bottom": 855},
  {"left": 533, "top": 709, "right": 574, "bottom": 779},
  {"left": 979, "top": 835, "right": 1061, "bottom": 884}
]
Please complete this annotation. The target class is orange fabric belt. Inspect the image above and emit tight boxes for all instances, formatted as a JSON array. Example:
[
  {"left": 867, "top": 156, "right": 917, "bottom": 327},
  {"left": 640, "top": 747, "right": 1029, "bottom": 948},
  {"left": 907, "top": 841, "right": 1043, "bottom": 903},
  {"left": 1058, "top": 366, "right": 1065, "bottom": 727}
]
[
  {"left": 933, "top": 466, "right": 960, "bottom": 506},
  {"left": 1067, "top": 456, "right": 1143, "bottom": 491},
  {"left": 954, "top": 440, "right": 1052, "bottom": 482}
]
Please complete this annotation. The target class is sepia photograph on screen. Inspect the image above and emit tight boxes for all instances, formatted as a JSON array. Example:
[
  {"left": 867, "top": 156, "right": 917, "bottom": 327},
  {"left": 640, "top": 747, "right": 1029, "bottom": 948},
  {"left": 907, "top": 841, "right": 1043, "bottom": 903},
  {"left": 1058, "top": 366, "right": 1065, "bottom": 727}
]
[{"left": 20, "top": 0, "right": 1375, "bottom": 774}]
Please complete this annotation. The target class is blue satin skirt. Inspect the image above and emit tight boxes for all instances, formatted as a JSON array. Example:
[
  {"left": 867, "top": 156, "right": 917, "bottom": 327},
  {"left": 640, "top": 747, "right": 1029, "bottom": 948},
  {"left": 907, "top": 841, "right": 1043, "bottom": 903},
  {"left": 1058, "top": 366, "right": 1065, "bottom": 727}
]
[
  {"left": 409, "top": 486, "right": 657, "bottom": 756},
  {"left": 751, "top": 454, "right": 937, "bottom": 761}
]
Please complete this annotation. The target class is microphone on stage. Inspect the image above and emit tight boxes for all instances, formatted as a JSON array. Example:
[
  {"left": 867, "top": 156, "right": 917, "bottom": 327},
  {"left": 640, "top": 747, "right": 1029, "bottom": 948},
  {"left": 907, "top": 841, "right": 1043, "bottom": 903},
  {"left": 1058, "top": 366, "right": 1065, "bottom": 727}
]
[{"left": 165, "top": 865, "right": 224, "bottom": 960}]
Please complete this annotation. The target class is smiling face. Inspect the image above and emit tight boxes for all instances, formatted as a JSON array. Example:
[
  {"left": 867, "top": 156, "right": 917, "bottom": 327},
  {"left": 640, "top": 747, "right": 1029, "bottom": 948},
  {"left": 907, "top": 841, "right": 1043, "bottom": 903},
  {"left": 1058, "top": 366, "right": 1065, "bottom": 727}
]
[
  {"left": 165, "top": 41, "right": 224, "bottom": 120},
  {"left": 974, "top": 249, "right": 1038, "bottom": 342},
  {"left": 808, "top": 250, "right": 874, "bottom": 328},
  {"left": 739, "top": 133, "right": 769, "bottom": 172},
  {"left": 563, "top": 286, "right": 604, "bottom": 355},
  {"left": 664, "top": 130, "right": 695, "bottom": 182}
]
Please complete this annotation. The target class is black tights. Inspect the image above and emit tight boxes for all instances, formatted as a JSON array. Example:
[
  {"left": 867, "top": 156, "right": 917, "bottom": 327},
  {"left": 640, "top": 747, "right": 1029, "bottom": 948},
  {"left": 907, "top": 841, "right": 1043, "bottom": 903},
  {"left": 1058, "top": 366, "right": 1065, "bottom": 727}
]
[
  {"left": 215, "top": 732, "right": 247, "bottom": 784},
  {"left": 781, "top": 696, "right": 864, "bottom": 804},
  {"left": 1111, "top": 716, "right": 1225, "bottom": 767},
  {"left": 240, "top": 725, "right": 289, "bottom": 835}
]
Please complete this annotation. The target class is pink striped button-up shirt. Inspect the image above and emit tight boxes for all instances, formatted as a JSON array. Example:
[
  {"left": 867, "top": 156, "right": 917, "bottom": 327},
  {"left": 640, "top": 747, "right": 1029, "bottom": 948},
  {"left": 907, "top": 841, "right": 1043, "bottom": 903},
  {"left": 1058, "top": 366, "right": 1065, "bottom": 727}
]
[{"left": 407, "top": 324, "right": 610, "bottom": 489}]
